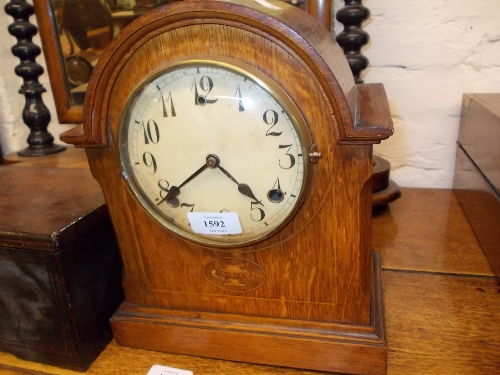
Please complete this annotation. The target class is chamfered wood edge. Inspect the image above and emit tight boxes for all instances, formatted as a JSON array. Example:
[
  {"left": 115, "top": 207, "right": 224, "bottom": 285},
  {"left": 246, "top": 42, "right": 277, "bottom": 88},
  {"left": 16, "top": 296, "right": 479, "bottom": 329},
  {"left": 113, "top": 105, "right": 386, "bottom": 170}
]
[
  {"left": 59, "top": 124, "right": 87, "bottom": 146},
  {"left": 346, "top": 83, "right": 393, "bottom": 144},
  {"left": 110, "top": 251, "right": 387, "bottom": 375}
]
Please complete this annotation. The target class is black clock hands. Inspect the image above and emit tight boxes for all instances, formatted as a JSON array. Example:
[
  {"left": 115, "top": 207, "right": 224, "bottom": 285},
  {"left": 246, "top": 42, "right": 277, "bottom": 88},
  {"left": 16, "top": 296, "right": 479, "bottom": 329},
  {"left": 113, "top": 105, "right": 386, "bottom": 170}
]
[
  {"left": 217, "top": 165, "right": 239, "bottom": 185},
  {"left": 157, "top": 155, "right": 219, "bottom": 206},
  {"left": 217, "top": 165, "right": 261, "bottom": 203},
  {"left": 156, "top": 165, "right": 205, "bottom": 206},
  {"left": 157, "top": 154, "right": 262, "bottom": 206},
  {"left": 218, "top": 165, "right": 265, "bottom": 222}
]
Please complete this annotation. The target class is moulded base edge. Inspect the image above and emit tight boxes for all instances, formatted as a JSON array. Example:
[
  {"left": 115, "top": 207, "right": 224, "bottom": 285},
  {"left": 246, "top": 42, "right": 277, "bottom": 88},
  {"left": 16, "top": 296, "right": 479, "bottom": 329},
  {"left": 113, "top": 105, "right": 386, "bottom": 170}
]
[{"left": 110, "top": 251, "right": 387, "bottom": 375}]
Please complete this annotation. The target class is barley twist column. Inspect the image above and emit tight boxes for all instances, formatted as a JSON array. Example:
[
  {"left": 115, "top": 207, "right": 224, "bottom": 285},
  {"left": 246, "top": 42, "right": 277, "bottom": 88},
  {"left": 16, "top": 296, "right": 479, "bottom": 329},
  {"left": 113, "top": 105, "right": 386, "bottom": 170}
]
[
  {"left": 5, "top": 0, "right": 66, "bottom": 156},
  {"left": 335, "top": 0, "right": 370, "bottom": 84}
]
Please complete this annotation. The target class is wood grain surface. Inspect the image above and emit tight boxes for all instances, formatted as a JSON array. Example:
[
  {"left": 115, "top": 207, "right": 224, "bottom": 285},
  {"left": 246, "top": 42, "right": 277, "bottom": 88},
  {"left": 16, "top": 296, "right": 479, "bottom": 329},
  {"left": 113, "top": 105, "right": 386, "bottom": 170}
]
[
  {"left": 0, "top": 164, "right": 105, "bottom": 251},
  {"left": 1, "top": 186, "right": 499, "bottom": 374},
  {"left": 4, "top": 147, "right": 89, "bottom": 168},
  {"left": 384, "top": 271, "right": 500, "bottom": 374},
  {"left": 372, "top": 188, "right": 494, "bottom": 276}
]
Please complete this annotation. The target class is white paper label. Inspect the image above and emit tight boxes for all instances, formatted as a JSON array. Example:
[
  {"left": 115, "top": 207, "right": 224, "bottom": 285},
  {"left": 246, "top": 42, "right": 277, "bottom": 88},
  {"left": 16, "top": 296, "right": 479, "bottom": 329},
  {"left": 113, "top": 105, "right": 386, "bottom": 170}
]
[
  {"left": 254, "top": 0, "right": 281, "bottom": 10},
  {"left": 147, "top": 364, "right": 193, "bottom": 375},
  {"left": 187, "top": 212, "right": 242, "bottom": 235}
]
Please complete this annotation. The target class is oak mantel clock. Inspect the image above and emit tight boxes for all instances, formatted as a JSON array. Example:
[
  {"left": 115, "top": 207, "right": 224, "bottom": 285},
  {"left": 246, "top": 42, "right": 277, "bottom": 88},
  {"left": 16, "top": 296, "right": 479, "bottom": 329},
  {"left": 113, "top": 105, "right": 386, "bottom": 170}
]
[{"left": 61, "top": 1, "right": 393, "bottom": 374}]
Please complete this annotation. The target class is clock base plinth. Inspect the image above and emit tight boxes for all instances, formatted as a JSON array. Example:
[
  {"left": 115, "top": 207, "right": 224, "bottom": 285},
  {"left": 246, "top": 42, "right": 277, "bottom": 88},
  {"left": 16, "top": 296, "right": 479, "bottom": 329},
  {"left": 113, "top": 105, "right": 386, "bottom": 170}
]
[{"left": 110, "top": 251, "right": 387, "bottom": 375}]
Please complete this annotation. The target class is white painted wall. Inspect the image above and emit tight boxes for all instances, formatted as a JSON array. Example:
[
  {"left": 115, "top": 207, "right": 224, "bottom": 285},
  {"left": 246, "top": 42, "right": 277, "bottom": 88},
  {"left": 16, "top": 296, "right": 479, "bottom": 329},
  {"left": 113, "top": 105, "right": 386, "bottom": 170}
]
[
  {"left": 333, "top": 0, "right": 500, "bottom": 188},
  {"left": 0, "top": 5, "right": 27, "bottom": 156},
  {"left": 1, "top": 0, "right": 499, "bottom": 188}
]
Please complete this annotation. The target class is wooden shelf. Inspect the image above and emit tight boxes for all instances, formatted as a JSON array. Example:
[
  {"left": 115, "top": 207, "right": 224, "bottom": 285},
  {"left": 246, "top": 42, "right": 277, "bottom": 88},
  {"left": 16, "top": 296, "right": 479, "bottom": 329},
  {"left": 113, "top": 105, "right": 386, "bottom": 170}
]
[
  {"left": 0, "top": 152, "right": 499, "bottom": 374},
  {"left": 372, "top": 188, "right": 494, "bottom": 276}
]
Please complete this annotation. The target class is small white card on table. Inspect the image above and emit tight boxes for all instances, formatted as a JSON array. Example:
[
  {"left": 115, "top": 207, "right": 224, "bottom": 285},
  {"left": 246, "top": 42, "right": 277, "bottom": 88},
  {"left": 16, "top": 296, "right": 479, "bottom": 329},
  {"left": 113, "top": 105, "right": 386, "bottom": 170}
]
[{"left": 147, "top": 364, "right": 193, "bottom": 375}]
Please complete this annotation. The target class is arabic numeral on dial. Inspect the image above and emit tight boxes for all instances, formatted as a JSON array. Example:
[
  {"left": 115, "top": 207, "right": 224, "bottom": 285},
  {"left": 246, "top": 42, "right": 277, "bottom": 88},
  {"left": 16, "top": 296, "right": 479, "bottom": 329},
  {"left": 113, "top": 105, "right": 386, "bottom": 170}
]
[
  {"left": 142, "top": 152, "right": 157, "bottom": 174},
  {"left": 192, "top": 76, "right": 218, "bottom": 105},
  {"left": 180, "top": 203, "right": 195, "bottom": 212},
  {"left": 159, "top": 91, "right": 176, "bottom": 117},
  {"left": 278, "top": 144, "right": 296, "bottom": 169},
  {"left": 140, "top": 119, "right": 160, "bottom": 144},
  {"left": 250, "top": 201, "right": 265, "bottom": 222},
  {"left": 263, "top": 109, "right": 282, "bottom": 136},
  {"left": 158, "top": 179, "right": 170, "bottom": 198},
  {"left": 181, "top": 203, "right": 196, "bottom": 226}
]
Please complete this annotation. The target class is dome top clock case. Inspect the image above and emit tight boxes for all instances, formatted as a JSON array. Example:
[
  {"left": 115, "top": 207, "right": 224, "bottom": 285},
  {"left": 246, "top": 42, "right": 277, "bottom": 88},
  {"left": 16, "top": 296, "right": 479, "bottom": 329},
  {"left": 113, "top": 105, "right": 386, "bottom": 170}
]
[{"left": 61, "top": 1, "right": 393, "bottom": 374}]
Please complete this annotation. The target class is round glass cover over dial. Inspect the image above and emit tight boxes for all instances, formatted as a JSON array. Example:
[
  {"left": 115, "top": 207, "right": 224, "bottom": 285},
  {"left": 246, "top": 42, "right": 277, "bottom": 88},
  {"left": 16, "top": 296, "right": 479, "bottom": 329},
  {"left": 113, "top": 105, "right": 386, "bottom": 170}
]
[{"left": 120, "top": 60, "right": 309, "bottom": 247}]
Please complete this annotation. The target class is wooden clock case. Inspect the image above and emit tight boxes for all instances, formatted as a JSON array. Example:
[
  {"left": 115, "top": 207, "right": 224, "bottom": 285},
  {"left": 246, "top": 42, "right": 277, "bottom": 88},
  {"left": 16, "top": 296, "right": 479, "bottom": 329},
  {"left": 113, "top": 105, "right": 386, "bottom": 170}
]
[{"left": 61, "top": 1, "right": 393, "bottom": 374}]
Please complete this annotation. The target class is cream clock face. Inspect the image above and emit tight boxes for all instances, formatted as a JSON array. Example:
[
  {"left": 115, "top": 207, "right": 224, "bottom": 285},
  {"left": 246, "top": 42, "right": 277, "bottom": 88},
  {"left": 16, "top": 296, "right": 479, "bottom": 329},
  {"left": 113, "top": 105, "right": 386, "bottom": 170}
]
[{"left": 120, "top": 59, "right": 310, "bottom": 247}]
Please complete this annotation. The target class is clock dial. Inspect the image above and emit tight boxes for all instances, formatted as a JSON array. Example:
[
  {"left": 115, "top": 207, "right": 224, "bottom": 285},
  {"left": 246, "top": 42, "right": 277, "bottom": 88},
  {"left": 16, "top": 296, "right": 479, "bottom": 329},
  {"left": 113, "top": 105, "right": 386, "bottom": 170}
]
[{"left": 120, "top": 59, "right": 310, "bottom": 247}]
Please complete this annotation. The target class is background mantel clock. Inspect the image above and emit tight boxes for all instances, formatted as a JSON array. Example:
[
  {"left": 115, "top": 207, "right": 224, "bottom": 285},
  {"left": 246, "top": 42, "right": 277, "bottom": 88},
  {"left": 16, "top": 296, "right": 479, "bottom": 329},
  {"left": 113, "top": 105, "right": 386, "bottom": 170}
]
[{"left": 61, "top": 1, "right": 393, "bottom": 374}]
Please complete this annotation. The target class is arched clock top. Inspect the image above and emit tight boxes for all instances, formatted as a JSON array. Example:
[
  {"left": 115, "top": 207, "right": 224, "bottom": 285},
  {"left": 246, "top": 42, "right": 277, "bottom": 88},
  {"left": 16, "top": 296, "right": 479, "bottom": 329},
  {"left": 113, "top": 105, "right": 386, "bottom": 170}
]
[{"left": 60, "top": 0, "right": 392, "bottom": 148}]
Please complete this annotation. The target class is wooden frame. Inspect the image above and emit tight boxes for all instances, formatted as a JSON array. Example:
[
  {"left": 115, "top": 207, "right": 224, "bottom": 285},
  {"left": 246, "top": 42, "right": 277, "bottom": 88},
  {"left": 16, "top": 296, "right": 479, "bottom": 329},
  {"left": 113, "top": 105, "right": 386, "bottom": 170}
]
[{"left": 34, "top": 0, "right": 82, "bottom": 124}]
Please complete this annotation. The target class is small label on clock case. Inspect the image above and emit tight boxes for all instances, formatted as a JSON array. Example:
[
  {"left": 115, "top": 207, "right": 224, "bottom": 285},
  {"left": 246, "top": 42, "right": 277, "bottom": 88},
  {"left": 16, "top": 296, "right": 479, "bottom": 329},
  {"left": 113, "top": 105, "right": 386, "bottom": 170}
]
[{"left": 187, "top": 212, "right": 242, "bottom": 235}]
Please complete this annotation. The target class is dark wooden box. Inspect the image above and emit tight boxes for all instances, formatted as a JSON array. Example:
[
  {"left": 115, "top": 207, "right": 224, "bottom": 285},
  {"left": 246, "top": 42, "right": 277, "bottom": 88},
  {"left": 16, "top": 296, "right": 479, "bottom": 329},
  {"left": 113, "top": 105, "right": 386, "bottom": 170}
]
[
  {"left": 0, "top": 165, "right": 124, "bottom": 371},
  {"left": 454, "top": 93, "right": 500, "bottom": 284}
]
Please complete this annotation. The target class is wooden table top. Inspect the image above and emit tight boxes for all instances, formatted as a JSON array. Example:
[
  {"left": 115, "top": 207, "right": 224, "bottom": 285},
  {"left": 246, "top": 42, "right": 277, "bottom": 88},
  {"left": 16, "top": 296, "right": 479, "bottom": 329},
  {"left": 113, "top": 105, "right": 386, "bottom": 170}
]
[{"left": 1, "top": 151, "right": 499, "bottom": 374}]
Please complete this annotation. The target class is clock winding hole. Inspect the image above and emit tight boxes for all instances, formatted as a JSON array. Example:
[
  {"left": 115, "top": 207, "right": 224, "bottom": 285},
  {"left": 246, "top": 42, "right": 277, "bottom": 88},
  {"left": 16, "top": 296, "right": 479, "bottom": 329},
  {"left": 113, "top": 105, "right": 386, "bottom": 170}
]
[
  {"left": 267, "top": 189, "right": 285, "bottom": 203},
  {"left": 167, "top": 197, "right": 180, "bottom": 208}
]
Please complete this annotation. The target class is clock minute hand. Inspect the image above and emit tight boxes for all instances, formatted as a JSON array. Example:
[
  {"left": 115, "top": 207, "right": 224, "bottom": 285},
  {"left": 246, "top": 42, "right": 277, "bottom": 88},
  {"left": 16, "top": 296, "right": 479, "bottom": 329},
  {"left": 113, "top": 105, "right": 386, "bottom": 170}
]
[
  {"left": 218, "top": 165, "right": 261, "bottom": 202},
  {"left": 237, "top": 183, "right": 260, "bottom": 202}
]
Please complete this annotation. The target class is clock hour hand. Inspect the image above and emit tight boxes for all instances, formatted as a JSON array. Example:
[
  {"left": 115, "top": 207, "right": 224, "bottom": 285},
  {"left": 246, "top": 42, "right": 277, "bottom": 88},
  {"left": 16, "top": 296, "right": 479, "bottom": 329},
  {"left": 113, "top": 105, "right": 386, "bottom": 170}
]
[
  {"left": 157, "top": 155, "right": 219, "bottom": 206},
  {"left": 218, "top": 165, "right": 261, "bottom": 202}
]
